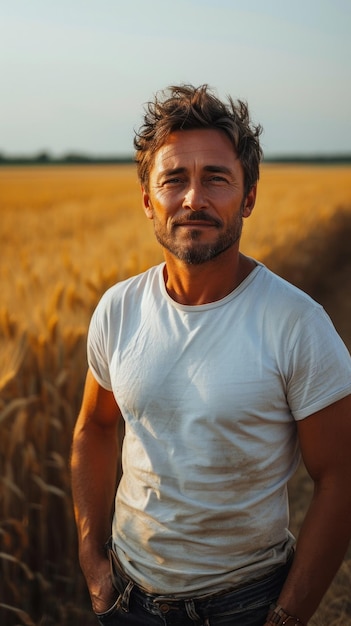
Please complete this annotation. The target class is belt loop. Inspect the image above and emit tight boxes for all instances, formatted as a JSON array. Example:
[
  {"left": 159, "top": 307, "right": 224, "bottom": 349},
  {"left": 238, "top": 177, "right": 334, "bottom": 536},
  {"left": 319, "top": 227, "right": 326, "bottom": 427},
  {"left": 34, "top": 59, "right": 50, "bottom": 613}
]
[
  {"left": 185, "top": 598, "right": 201, "bottom": 620},
  {"left": 120, "top": 580, "right": 134, "bottom": 612}
]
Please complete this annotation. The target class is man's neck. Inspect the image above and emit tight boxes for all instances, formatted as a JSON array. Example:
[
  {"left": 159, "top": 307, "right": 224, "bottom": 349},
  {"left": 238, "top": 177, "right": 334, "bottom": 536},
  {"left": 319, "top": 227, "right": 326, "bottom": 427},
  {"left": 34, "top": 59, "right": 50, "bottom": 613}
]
[{"left": 163, "top": 250, "right": 256, "bottom": 306}]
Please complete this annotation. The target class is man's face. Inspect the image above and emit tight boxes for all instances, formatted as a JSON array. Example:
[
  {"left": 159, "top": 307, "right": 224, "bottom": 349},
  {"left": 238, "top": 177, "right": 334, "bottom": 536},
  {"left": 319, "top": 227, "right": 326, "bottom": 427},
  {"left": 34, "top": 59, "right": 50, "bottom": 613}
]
[{"left": 142, "top": 128, "right": 256, "bottom": 265}]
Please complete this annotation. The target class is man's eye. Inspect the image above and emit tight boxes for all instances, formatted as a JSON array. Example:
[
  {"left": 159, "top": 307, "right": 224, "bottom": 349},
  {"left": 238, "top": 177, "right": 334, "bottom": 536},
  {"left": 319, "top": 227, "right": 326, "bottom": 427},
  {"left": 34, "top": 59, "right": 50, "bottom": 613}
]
[
  {"left": 209, "top": 175, "right": 228, "bottom": 183},
  {"left": 164, "top": 178, "right": 182, "bottom": 185}
]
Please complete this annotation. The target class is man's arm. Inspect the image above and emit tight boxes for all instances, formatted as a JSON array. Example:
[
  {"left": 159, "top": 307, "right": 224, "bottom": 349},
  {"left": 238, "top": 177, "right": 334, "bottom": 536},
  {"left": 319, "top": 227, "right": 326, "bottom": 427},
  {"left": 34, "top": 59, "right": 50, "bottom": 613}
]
[
  {"left": 71, "top": 369, "right": 123, "bottom": 614},
  {"left": 264, "top": 394, "right": 351, "bottom": 625}
]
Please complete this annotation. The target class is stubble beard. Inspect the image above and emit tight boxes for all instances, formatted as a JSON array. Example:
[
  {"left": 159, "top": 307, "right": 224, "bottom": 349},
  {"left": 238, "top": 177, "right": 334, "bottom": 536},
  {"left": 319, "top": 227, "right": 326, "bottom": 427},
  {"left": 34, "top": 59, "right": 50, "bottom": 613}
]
[{"left": 152, "top": 205, "right": 245, "bottom": 266}]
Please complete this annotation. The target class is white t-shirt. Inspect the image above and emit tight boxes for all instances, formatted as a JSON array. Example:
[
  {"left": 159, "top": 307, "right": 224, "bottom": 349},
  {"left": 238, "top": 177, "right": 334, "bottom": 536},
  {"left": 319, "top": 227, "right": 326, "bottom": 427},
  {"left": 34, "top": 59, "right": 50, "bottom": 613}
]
[{"left": 88, "top": 262, "right": 351, "bottom": 596}]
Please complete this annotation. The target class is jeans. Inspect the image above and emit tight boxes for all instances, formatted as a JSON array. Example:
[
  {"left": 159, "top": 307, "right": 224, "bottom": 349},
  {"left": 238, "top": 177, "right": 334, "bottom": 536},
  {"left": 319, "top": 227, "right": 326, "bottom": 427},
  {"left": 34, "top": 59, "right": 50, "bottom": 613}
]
[{"left": 95, "top": 547, "right": 293, "bottom": 626}]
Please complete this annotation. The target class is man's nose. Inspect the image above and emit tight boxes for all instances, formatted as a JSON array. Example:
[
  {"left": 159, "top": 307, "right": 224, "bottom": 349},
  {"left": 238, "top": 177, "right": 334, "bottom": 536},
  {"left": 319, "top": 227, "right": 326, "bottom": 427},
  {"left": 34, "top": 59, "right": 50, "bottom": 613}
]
[{"left": 182, "top": 183, "right": 207, "bottom": 212}]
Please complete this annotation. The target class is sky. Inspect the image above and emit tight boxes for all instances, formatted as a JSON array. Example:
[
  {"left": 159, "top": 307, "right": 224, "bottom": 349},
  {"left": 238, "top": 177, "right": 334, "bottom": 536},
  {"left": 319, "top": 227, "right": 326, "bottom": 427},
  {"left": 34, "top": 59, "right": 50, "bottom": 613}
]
[{"left": 1, "top": 0, "right": 350, "bottom": 158}]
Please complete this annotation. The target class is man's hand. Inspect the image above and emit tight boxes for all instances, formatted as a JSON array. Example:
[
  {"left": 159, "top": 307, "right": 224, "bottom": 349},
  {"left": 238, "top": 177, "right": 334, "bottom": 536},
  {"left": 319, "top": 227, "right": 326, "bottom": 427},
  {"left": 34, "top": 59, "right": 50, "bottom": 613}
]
[{"left": 85, "top": 555, "right": 119, "bottom": 615}]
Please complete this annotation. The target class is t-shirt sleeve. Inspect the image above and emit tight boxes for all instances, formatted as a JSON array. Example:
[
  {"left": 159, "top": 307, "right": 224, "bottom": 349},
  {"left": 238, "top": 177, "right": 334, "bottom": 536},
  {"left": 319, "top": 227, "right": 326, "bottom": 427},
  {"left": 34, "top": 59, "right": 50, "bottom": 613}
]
[
  {"left": 287, "top": 306, "right": 351, "bottom": 420},
  {"left": 87, "top": 297, "right": 113, "bottom": 391}
]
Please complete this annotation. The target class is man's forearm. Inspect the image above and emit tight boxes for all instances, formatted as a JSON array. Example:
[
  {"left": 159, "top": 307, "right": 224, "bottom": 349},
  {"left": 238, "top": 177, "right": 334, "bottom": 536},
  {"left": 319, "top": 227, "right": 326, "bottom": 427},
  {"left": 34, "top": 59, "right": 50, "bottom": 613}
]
[
  {"left": 71, "top": 417, "right": 119, "bottom": 562},
  {"left": 267, "top": 481, "right": 351, "bottom": 624}
]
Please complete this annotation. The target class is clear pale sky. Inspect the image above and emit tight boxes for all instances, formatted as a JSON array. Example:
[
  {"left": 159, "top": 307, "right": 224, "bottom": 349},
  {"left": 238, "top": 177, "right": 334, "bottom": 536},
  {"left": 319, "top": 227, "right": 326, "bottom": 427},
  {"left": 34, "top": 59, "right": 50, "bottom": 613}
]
[{"left": 1, "top": 0, "right": 350, "bottom": 157}]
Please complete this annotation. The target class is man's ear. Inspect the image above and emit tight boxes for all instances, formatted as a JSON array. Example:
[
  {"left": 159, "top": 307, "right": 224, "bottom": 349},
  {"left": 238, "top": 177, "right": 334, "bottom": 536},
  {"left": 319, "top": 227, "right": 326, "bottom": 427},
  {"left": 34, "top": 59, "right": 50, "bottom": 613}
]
[
  {"left": 242, "top": 184, "right": 257, "bottom": 218},
  {"left": 142, "top": 187, "right": 153, "bottom": 219}
]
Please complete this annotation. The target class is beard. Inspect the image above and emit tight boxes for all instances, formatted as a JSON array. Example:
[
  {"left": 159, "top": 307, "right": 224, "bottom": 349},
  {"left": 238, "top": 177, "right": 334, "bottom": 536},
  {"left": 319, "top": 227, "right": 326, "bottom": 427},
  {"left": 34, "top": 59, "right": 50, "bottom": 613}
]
[{"left": 152, "top": 203, "right": 245, "bottom": 265}]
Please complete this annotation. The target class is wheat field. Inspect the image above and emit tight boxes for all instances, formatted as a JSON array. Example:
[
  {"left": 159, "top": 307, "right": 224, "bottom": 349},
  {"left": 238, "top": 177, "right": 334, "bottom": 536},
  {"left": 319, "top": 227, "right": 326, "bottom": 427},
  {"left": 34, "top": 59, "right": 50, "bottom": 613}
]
[{"left": 0, "top": 164, "right": 351, "bottom": 625}]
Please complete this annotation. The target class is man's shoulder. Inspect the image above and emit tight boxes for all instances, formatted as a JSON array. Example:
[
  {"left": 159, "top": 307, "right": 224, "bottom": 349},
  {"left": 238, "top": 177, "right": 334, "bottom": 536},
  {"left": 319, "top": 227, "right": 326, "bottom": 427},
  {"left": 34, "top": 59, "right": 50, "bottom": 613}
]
[
  {"left": 257, "top": 263, "right": 317, "bottom": 302},
  {"left": 97, "top": 263, "right": 163, "bottom": 308},
  {"left": 253, "top": 262, "right": 323, "bottom": 321}
]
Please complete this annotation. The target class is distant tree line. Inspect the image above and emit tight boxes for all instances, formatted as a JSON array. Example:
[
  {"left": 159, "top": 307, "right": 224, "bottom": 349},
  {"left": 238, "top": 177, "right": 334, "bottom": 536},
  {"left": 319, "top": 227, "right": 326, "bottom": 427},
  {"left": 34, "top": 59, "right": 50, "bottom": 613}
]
[
  {"left": 0, "top": 150, "right": 350, "bottom": 166},
  {"left": 263, "top": 154, "right": 351, "bottom": 165},
  {"left": 0, "top": 151, "right": 134, "bottom": 165}
]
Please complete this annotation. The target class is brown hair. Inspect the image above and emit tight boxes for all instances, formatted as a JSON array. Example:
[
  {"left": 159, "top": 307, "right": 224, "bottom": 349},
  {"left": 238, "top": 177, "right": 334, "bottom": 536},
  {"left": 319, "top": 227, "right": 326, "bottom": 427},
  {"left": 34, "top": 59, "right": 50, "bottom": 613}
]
[{"left": 134, "top": 84, "right": 263, "bottom": 195}]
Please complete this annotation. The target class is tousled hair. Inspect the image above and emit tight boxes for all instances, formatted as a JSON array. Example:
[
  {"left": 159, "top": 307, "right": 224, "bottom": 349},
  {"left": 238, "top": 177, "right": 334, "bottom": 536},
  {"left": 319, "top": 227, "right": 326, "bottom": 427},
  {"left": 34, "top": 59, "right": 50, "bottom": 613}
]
[{"left": 134, "top": 84, "right": 263, "bottom": 195}]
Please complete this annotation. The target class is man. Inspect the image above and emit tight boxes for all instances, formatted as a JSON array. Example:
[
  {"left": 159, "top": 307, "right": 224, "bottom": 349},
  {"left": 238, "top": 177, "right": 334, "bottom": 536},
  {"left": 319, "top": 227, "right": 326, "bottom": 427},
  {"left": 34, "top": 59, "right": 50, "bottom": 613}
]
[{"left": 71, "top": 84, "right": 351, "bottom": 626}]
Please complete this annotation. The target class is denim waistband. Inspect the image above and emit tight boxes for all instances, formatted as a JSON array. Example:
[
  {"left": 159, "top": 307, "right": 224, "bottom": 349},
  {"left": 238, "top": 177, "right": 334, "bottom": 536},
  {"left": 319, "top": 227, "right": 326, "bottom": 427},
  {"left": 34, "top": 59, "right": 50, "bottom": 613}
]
[{"left": 106, "top": 541, "right": 294, "bottom": 615}]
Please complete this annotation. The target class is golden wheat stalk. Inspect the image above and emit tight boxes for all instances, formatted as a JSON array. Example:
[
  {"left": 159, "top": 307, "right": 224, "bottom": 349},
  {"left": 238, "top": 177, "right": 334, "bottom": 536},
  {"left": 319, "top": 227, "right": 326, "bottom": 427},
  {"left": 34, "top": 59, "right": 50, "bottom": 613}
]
[
  {"left": 0, "top": 396, "right": 37, "bottom": 426},
  {"left": 0, "top": 602, "right": 36, "bottom": 626},
  {"left": 0, "top": 331, "right": 27, "bottom": 391}
]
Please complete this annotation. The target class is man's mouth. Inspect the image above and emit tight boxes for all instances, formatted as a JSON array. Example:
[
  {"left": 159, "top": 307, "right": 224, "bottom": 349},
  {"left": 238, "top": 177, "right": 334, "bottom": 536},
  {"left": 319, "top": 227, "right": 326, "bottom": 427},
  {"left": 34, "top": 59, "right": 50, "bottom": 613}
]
[{"left": 173, "top": 213, "right": 221, "bottom": 228}]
